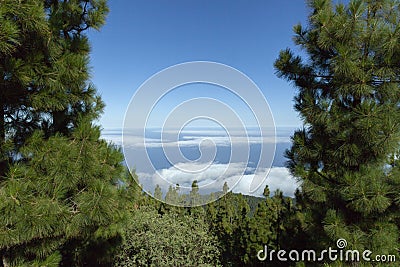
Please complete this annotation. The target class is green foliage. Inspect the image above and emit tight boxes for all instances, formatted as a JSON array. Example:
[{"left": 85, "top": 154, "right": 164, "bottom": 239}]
[
  {"left": 0, "top": 0, "right": 109, "bottom": 165},
  {"left": 275, "top": 0, "right": 400, "bottom": 263},
  {"left": 241, "top": 194, "right": 264, "bottom": 217},
  {"left": 0, "top": 121, "right": 129, "bottom": 266},
  {"left": 5, "top": 0, "right": 400, "bottom": 266},
  {"left": 0, "top": 0, "right": 134, "bottom": 266},
  {"left": 114, "top": 208, "right": 221, "bottom": 267},
  {"left": 113, "top": 180, "right": 300, "bottom": 266},
  {"left": 153, "top": 184, "right": 163, "bottom": 201},
  {"left": 207, "top": 189, "right": 251, "bottom": 266},
  {"left": 244, "top": 188, "right": 295, "bottom": 266}
]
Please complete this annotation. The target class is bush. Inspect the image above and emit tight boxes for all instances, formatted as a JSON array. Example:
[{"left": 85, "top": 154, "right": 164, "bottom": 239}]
[{"left": 114, "top": 208, "right": 221, "bottom": 267}]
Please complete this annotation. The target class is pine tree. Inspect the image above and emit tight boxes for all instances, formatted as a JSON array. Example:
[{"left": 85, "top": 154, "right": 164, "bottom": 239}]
[
  {"left": 214, "top": 185, "right": 236, "bottom": 265},
  {"left": 187, "top": 180, "right": 205, "bottom": 217},
  {"left": 206, "top": 192, "right": 218, "bottom": 223},
  {"left": 270, "top": 189, "right": 295, "bottom": 253},
  {"left": 0, "top": 121, "right": 130, "bottom": 266},
  {"left": 165, "top": 184, "right": 180, "bottom": 205},
  {"left": 245, "top": 185, "right": 276, "bottom": 265},
  {"left": 153, "top": 184, "right": 163, "bottom": 201},
  {"left": 278, "top": 189, "right": 310, "bottom": 256},
  {"left": 231, "top": 193, "right": 250, "bottom": 266},
  {"left": 222, "top": 181, "right": 229, "bottom": 195},
  {"left": 189, "top": 179, "right": 200, "bottom": 206},
  {"left": 275, "top": 0, "right": 400, "bottom": 260},
  {"left": 0, "top": 1, "right": 131, "bottom": 266},
  {"left": 0, "top": 0, "right": 50, "bottom": 178},
  {"left": 0, "top": 0, "right": 108, "bottom": 174}
]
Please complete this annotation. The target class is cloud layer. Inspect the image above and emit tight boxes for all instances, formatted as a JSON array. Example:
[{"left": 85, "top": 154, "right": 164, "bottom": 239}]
[
  {"left": 137, "top": 162, "right": 299, "bottom": 198},
  {"left": 101, "top": 128, "right": 298, "bottom": 200},
  {"left": 101, "top": 127, "right": 292, "bottom": 148}
]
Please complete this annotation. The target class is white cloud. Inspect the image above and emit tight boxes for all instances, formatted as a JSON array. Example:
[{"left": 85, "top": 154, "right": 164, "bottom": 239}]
[
  {"left": 180, "top": 135, "right": 289, "bottom": 145},
  {"left": 101, "top": 127, "right": 295, "bottom": 148},
  {"left": 102, "top": 133, "right": 290, "bottom": 150},
  {"left": 102, "top": 128, "right": 298, "bottom": 198},
  {"left": 100, "top": 134, "right": 162, "bottom": 147},
  {"left": 159, "top": 162, "right": 247, "bottom": 185},
  {"left": 230, "top": 167, "right": 299, "bottom": 197},
  {"left": 161, "top": 127, "right": 275, "bottom": 137},
  {"left": 137, "top": 162, "right": 299, "bottom": 198},
  {"left": 137, "top": 162, "right": 247, "bottom": 193}
]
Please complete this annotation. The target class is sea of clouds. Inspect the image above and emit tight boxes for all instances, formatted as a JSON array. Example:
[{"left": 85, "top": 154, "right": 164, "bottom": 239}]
[{"left": 101, "top": 127, "right": 299, "bottom": 198}]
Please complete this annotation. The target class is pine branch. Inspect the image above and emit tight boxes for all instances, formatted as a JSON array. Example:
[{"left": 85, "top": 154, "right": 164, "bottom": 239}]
[{"left": 315, "top": 169, "right": 342, "bottom": 186}]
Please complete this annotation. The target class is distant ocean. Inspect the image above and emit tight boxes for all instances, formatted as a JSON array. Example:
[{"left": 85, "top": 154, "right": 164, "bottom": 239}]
[{"left": 101, "top": 127, "right": 299, "bottom": 198}]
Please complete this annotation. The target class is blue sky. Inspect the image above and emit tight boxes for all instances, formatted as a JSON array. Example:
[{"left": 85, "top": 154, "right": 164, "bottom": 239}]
[{"left": 87, "top": 0, "right": 311, "bottom": 129}]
